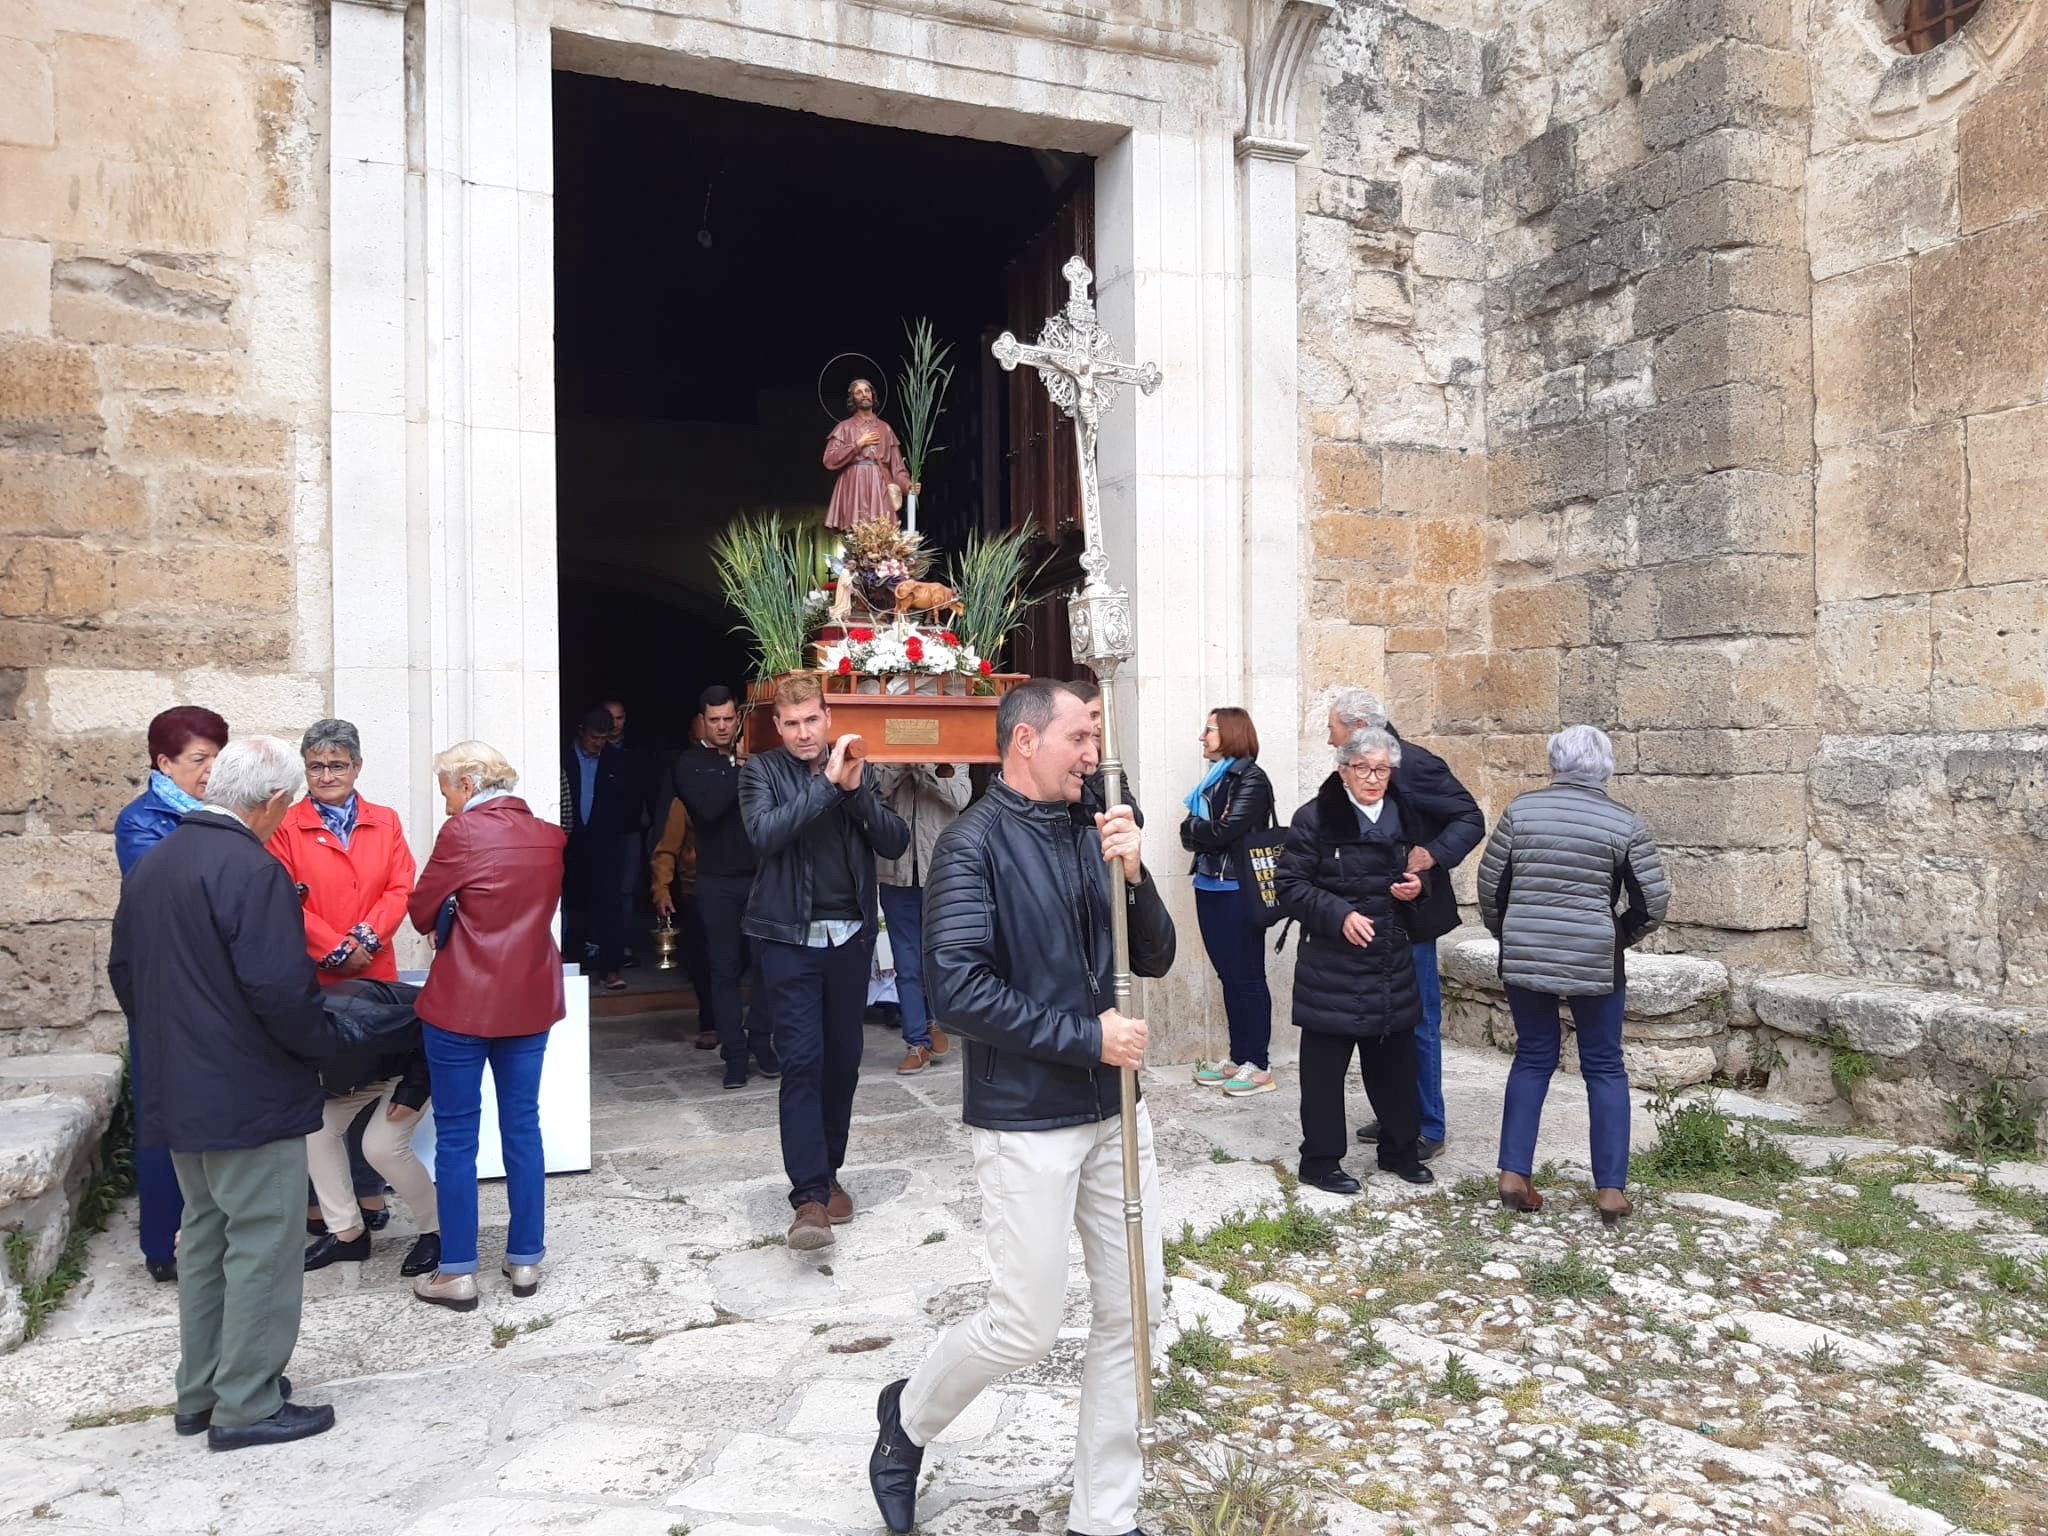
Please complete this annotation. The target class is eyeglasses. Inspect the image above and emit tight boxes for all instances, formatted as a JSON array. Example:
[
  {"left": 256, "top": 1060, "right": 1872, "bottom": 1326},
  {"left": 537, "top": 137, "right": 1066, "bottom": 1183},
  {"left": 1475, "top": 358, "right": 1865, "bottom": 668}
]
[
  {"left": 1340, "top": 763, "right": 1393, "bottom": 782},
  {"left": 305, "top": 762, "right": 356, "bottom": 780}
]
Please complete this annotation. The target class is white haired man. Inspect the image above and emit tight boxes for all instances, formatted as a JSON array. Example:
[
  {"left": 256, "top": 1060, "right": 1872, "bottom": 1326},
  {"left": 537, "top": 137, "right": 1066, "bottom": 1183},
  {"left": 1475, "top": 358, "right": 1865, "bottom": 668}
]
[
  {"left": 1326, "top": 688, "right": 1484, "bottom": 1160},
  {"left": 109, "top": 735, "right": 348, "bottom": 1450}
]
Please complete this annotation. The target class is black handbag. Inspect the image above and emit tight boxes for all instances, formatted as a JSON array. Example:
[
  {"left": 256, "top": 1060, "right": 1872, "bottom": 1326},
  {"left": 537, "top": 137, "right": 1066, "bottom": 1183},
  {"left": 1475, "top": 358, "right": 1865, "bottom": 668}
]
[{"left": 1241, "top": 803, "right": 1288, "bottom": 931}]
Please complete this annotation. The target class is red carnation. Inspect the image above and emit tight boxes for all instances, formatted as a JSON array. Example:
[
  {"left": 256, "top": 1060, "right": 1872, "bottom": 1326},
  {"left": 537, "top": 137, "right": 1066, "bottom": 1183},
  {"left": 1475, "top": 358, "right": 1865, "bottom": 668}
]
[
  {"left": 905, "top": 636, "right": 925, "bottom": 663},
  {"left": 940, "top": 630, "right": 960, "bottom": 646},
  {"left": 837, "top": 656, "right": 853, "bottom": 675},
  {"left": 849, "top": 627, "right": 875, "bottom": 643},
  {"left": 978, "top": 657, "right": 994, "bottom": 676}
]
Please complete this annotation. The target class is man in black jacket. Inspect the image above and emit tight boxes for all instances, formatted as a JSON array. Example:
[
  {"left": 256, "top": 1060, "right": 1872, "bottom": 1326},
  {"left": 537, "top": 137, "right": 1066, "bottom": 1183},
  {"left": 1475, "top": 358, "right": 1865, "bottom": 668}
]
[
  {"left": 671, "top": 685, "right": 770, "bottom": 1085},
  {"left": 1328, "top": 688, "right": 1485, "bottom": 1159},
  {"left": 562, "top": 703, "right": 642, "bottom": 992},
  {"left": 738, "top": 675, "right": 908, "bottom": 1248},
  {"left": 867, "top": 679, "right": 1174, "bottom": 1536},
  {"left": 107, "top": 736, "right": 344, "bottom": 1451}
]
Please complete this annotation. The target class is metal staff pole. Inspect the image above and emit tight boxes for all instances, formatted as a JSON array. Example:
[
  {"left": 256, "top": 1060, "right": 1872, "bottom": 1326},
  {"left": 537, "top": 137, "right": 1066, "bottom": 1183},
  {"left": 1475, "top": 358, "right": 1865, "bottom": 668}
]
[{"left": 995, "top": 254, "right": 1164, "bottom": 1465}]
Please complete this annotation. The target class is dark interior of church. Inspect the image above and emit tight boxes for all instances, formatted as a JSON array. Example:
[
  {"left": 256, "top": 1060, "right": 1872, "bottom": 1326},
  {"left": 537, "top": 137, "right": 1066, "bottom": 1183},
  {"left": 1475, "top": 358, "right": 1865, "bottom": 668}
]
[{"left": 553, "top": 70, "right": 1093, "bottom": 756}]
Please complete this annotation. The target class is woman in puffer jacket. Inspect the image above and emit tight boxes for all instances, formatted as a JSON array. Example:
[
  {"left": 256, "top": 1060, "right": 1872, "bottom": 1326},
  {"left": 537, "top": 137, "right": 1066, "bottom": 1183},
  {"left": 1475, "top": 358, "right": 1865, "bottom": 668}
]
[
  {"left": 1275, "top": 728, "right": 1432, "bottom": 1195},
  {"left": 1478, "top": 725, "right": 1670, "bottom": 1226}
]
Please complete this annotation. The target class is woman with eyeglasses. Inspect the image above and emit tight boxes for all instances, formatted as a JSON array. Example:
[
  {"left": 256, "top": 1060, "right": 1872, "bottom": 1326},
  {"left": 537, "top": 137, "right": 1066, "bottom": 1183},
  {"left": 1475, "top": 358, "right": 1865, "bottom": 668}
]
[
  {"left": 1274, "top": 728, "right": 1433, "bottom": 1194},
  {"left": 1180, "top": 707, "right": 1277, "bottom": 1096},
  {"left": 267, "top": 719, "right": 439, "bottom": 1277}
]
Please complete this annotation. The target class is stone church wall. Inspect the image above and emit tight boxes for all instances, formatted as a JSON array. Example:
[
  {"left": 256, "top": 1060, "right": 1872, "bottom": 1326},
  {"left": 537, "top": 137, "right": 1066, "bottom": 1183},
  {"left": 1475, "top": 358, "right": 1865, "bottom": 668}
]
[
  {"left": 0, "top": 0, "right": 332, "bottom": 1048},
  {"left": 1299, "top": 0, "right": 2045, "bottom": 1008},
  {"left": 1802, "top": 0, "right": 2048, "bottom": 1003}
]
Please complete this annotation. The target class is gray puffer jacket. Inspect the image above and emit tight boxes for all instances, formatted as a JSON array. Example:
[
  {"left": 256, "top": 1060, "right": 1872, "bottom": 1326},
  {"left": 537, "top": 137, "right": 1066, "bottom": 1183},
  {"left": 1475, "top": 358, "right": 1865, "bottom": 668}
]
[{"left": 1476, "top": 777, "right": 1670, "bottom": 997}]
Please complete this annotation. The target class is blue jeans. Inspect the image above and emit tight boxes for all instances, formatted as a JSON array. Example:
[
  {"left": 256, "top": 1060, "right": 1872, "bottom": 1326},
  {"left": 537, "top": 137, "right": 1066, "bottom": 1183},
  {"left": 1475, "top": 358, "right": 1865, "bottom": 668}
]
[
  {"left": 879, "top": 883, "right": 930, "bottom": 1049},
  {"left": 1498, "top": 984, "right": 1630, "bottom": 1190},
  {"left": 129, "top": 1016, "right": 181, "bottom": 1266},
  {"left": 423, "top": 1024, "right": 549, "bottom": 1275},
  {"left": 1412, "top": 940, "right": 1445, "bottom": 1142},
  {"left": 1195, "top": 888, "right": 1272, "bottom": 1069},
  {"left": 759, "top": 937, "right": 867, "bottom": 1209}
]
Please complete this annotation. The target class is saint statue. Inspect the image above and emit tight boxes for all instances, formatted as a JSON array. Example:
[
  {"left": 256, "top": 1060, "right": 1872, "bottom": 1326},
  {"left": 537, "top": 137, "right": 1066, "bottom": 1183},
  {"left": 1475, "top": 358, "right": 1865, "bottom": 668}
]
[{"left": 822, "top": 378, "right": 915, "bottom": 531}]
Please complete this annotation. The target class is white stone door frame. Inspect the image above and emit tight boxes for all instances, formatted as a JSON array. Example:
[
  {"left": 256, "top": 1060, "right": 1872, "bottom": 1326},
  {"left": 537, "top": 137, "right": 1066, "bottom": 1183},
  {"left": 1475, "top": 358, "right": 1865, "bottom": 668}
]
[{"left": 327, "top": 0, "right": 1328, "bottom": 1054}]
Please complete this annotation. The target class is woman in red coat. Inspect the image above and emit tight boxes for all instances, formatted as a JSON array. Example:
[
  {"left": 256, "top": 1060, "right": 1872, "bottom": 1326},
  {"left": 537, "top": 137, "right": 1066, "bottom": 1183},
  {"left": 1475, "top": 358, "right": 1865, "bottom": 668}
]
[
  {"left": 268, "top": 718, "right": 433, "bottom": 1271},
  {"left": 406, "top": 740, "right": 566, "bottom": 1312}
]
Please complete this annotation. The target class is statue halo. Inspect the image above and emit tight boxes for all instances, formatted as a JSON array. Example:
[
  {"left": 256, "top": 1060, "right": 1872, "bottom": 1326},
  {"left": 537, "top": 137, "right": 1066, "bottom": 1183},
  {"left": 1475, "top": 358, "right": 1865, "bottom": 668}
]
[{"left": 816, "top": 352, "right": 889, "bottom": 420}]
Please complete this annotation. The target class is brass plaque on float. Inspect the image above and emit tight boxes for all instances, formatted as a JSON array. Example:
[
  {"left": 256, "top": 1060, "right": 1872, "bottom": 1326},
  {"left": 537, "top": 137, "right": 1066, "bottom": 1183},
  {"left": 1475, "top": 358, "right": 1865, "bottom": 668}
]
[{"left": 884, "top": 717, "right": 943, "bottom": 747}]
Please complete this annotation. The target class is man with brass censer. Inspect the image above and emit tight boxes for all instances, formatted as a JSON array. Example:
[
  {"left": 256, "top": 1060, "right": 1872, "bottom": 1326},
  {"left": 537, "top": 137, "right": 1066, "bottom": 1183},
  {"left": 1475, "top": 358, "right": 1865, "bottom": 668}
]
[{"left": 867, "top": 258, "right": 1170, "bottom": 1536}]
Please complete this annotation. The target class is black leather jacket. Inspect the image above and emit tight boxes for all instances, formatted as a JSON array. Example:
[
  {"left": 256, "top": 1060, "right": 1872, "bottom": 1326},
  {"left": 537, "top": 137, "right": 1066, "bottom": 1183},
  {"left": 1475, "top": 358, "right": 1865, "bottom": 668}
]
[
  {"left": 925, "top": 777, "right": 1176, "bottom": 1132},
  {"left": 1177, "top": 760, "right": 1274, "bottom": 887},
  {"left": 737, "top": 747, "right": 908, "bottom": 946}
]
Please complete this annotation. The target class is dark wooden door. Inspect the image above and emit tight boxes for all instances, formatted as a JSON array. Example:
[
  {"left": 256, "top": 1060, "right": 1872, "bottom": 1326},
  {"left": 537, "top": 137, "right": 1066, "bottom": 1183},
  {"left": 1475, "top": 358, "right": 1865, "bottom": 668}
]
[{"left": 999, "top": 172, "right": 1094, "bottom": 682}]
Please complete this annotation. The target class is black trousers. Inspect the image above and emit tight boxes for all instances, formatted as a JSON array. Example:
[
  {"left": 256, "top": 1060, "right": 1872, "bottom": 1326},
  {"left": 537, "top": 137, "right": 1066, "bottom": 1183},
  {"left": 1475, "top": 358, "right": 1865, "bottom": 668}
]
[
  {"left": 759, "top": 937, "right": 869, "bottom": 1209},
  {"left": 674, "top": 891, "right": 714, "bottom": 1018},
  {"left": 565, "top": 830, "right": 629, "bottom": 973},
  {"left": 696, "top": 874, "right": 765, "bottom": 1064},
  {"left": 1298, "top": 1026, "right": 1422, "bottom": 1179}
]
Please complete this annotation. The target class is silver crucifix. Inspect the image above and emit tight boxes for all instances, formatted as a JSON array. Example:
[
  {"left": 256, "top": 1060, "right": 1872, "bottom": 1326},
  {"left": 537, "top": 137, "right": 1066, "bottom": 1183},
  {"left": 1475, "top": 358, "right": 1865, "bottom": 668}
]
[
  {"left": 992, "top": 254, "right": 1163, "bottom": 1465},
  {"left": 992, "top": 256, "right": 1162, "bottom": 666}
]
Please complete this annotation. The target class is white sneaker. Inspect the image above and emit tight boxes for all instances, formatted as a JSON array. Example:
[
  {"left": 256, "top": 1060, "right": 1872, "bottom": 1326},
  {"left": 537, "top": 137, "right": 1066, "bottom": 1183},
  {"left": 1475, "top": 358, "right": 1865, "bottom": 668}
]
[
  {"left": 1222, "top": 1067, "right": 1277, "bottom": 1097},
  {"left": 1193, "top": 1059, "right": 1239, "bottom": 1087}
]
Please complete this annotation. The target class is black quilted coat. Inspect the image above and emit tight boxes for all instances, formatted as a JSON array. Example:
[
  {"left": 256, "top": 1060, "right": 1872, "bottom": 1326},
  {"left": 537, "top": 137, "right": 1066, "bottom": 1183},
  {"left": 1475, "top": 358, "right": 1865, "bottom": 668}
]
[{"left": 1275, "top": 774, "right": 1423, "bottom": 1041}]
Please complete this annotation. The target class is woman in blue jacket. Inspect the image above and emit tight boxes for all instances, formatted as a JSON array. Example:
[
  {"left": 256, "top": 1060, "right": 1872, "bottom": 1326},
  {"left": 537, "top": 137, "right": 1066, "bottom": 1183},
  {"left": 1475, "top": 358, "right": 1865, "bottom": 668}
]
[{"left": 113, "top": 705, "right": 229, "bottom": 1281}]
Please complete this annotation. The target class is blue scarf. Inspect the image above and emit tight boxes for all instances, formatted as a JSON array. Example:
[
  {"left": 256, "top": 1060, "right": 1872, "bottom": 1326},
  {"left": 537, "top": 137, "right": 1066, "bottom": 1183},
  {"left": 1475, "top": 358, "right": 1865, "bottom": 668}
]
[
  {"left": 148, "top": 769, "right": 204, "bottom": 816},
  {"left": 314, "top": 793, "right": 359, "bottom": 849},
  {"left": 1183, "top": 757, "right": 1239, "bottom": 819}
]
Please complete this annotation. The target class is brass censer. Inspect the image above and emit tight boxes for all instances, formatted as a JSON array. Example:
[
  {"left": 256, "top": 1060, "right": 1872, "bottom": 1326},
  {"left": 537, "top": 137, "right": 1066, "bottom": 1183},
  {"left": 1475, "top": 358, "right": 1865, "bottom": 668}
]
[{"left": 653, "top": 914, "right": 679, "bottom": 971}]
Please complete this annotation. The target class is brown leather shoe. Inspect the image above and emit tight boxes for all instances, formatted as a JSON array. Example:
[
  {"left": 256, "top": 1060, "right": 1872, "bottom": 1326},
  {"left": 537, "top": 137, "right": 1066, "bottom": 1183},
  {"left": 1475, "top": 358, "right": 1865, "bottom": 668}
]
[
  {"left": 827, "top": 1180, "right": 854, "bottom": 1224},
  {"left": 1498, "top": 1173, "right": 1544, "bottom": 1214},
  {"left": 927, "top": 1025, "right": 950, "bottom": 1057},
  {"left": 1597, "top": 1188, "right": 1634, "bottom": 1228},
  {"left": 788, "top": 1201, "right": 835, "bottom": 1250},
  {"left": 694, "top": 1030, "right": 719, "bottom": 1050},
  {"left": 896, "top": 1045, "right": 932, "bottom": 1075}
]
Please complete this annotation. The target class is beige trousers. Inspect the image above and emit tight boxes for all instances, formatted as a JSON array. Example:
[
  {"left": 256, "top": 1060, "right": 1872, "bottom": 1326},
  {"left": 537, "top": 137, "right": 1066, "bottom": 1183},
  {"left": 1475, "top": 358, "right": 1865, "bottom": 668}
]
[
  {"left": 305, "top": 1080, "right": 439, "bottom": 1236},
  {"left": 900, "top": 1103, "right": 1164, "bottom": 1536}
]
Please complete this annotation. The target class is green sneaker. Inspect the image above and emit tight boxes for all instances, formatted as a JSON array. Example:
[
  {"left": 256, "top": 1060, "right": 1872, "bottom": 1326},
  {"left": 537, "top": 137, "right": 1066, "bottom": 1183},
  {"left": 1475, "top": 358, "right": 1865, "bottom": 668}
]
[
  {"left": 1192, "top": 1059, "right": 1239, "bottom": 1087},
  {"left": 1222, "top": 1067, "right": 1277, "bottom": 1097}
]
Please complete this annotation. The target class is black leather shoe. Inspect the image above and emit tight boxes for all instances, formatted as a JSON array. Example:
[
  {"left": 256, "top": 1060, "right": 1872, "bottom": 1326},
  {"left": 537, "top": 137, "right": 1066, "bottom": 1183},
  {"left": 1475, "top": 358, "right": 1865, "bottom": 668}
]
[
  {"left": 1303, "top": 1168, "right": 1362, "bottom": 1196},
  {"left": 1355, "top": 1120, "right": 1381, "bottom": 1143},
  {"left": 207, "top": 1399, "right": 334, "bottom": 1451},
  {"left": 400, "top": 1231, "right": 441, "bottom": 1278},
  {"left": 752, "top": 1043, "right": 782, "bottom": 1079},
  {"left": 1386, "top": 1164, "right": 1436, "bottom": 1185},
  {"left": 176, "top": 1378, "right": 291, "bottom": 1436},
  {"left": 869, "top": 1378, "right": 924, "bottom": 1534},
  {"left": 303, "top": 1231, "right": 371, "bottom": 1271},
  {"left": 145, "top": 1258, "right": 177, "bottom": 1283},
  {"left": 723, "top": 1060, "right": 748, "bottom": 1090},
  {"left": 362, "top": 1205, "right": 391, "bottom": 1232},
  {"left": 1418, "top": 1137, "right": 1446, "bottom": 1161}
]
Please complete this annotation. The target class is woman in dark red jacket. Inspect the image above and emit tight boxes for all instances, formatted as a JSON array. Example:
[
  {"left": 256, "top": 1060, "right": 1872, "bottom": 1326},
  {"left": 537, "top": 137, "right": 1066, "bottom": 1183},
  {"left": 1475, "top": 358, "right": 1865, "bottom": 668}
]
[{"left": 406, "top": 741, "right": 566, "bottom": 1312}]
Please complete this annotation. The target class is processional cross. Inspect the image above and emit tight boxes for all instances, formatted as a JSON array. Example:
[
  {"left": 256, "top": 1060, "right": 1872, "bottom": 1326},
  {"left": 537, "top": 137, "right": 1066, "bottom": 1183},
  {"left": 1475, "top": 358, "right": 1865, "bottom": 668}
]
[{"left": 992, "top": 255, "right": 1163, "bottom": 1458}]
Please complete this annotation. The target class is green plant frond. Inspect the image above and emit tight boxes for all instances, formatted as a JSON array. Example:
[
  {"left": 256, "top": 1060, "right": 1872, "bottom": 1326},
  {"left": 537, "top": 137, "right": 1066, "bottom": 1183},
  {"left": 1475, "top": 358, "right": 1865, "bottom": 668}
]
[
  {"left": 950, "top": 524, "right": 1051, "bottom": 666},
  {"left": 709, "top": 510, "right": 824, "bottom": 678},
  {"left": 897, "top": 317, "right": 955, "bottom": 483}
]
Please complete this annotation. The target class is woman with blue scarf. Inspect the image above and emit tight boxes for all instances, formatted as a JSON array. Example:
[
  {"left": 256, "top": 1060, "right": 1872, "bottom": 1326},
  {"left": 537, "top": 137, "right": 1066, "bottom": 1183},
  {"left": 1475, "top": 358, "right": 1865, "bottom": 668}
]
[
  {"left": 1178, "top": 708, "right": 1277, "bottom": 1096},
  {"left": 113, "top": 705, "right": 230, "bottom": 1282}
]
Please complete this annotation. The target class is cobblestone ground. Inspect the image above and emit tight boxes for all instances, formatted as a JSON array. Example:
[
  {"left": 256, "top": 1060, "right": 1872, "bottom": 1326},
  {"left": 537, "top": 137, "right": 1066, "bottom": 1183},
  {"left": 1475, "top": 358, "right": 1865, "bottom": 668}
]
[{"left": 0, "top": 1015, "right": 2044, "bottom": 1536}]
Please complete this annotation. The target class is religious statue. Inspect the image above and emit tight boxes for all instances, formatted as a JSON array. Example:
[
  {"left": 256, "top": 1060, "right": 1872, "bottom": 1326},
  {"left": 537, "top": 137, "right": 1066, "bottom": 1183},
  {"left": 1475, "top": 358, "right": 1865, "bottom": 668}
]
[{"left": 822, "top": 378, "right": 916, "bottom": 531}]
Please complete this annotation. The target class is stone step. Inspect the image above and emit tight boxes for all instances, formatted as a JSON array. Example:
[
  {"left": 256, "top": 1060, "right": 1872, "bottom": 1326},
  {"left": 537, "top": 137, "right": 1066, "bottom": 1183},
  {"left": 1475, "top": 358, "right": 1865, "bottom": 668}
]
[{"left": 0, "top": 1083, "right": 117, "bottom": 1353}]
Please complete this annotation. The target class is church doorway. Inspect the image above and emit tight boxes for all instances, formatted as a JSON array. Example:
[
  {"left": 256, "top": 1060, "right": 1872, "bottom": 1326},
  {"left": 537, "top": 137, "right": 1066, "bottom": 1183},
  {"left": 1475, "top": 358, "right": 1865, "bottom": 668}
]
[
  {"left": 552, "top": 71, "right": 1094, "bottom": 757},
  {"left": 551, "top": 69, "right": 1094, "bottom": 1003}
]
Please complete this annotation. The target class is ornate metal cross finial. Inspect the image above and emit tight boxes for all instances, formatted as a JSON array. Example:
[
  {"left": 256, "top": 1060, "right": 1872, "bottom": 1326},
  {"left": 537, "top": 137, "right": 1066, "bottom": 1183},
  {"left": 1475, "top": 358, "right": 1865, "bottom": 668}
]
[{"left": 991, "top": 257, "right": 1161, "bottom": 666}]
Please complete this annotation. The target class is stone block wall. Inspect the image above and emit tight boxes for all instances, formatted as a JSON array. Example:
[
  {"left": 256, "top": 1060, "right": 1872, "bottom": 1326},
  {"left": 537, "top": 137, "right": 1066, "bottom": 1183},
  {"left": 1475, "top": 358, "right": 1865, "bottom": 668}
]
[
  {"left": 1301, "top": 0, "right": 2045, "bottom": 1005},
  {"left": 1802, "top": 0, "right": 2048, "bottom": 1003},
  {"left": 1293, "top": 0, "right": 1491, "bottom": 800},
  {"left": 0, "top": 1, "right": 331, "bottom": 1049}
]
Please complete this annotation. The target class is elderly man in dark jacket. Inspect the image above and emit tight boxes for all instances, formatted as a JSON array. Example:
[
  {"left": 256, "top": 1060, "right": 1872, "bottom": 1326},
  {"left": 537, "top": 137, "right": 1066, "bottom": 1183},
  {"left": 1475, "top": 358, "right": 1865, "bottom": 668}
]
[
  {"left": 867, "top": 678, "right": 1174, "bottom": 1536},
  {"left": 108, "top": 736, "right": 348, "bottom": 1451},
  {"left": 1279, "top": 729, "right": 1434, "bottom": 1194},
  {"left": 1329, "top": 688, "right": 1483, "bottom": 1159}
]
